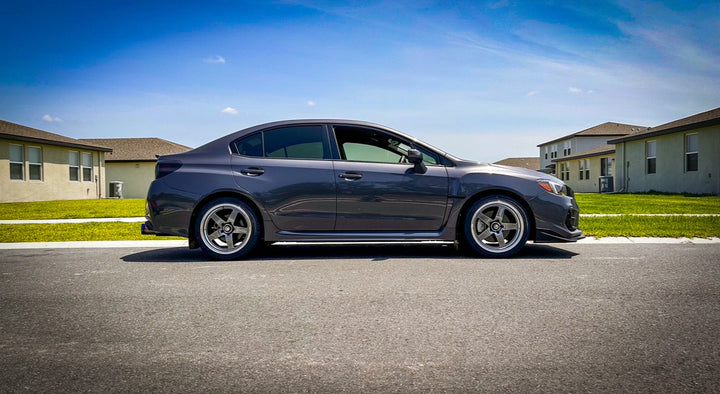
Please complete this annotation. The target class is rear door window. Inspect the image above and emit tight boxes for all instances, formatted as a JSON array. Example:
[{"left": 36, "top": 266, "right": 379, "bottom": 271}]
[{"left": 233, "top": 125, "right": 331, "bottom": 160}]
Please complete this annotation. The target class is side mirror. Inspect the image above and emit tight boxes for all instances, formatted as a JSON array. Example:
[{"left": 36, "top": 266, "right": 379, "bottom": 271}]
[{"left": 407, "top": 149, "right": 427, "bottom": 174}]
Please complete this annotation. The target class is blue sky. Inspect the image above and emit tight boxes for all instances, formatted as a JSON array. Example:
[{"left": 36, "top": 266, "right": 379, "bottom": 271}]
[{"left": 1, "top": 0, "right": 718, "bottom": 162}]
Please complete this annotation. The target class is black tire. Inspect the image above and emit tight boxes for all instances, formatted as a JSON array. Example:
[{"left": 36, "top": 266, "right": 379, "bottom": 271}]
[
  {"left": 194, "top": 198, "right": 260, "bottom": 260},
  {"left": 463, "top": 195, "right": 529, "bottom": 258}
]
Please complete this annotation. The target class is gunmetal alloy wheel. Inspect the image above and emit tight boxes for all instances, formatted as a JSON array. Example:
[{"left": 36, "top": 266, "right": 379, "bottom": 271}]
[
  {"left": 196, "top": 198, "right": 260, "bottom": 260},
  {"left": 464, "top": 195, "right": 529, "bottom": 258}
]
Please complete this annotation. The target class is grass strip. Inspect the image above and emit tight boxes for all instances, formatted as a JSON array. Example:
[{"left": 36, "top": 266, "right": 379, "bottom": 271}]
[
  {"left": 579, "top": 215, "right": 720, "bottom": 238},
  {"left": 575, "top": 193, "right": 720, "bottom": 215},
  {"left": 0, "top": 199, "right": 146, "bottom": 220},
  {"left": 0, "top": 223, "right": 183, "bottom": 243}
]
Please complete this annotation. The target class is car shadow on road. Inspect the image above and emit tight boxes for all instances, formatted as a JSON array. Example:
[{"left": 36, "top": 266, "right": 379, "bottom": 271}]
[{"left": 121, "top": 243, "right": 577, "bottom": 263}]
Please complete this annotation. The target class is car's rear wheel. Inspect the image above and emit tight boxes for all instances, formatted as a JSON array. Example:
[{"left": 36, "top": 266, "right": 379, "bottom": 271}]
[
  {"left": 195, "top": 198, "right": 260, "bottom": 260},
  {"left": 464, "top": 195, "right": 529, "bottom": 258}
]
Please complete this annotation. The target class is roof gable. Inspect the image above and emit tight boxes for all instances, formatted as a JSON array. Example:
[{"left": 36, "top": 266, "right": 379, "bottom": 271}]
[
  {"left": 538, "top": 122, "right": 647, "bottom": 147},
  {"left": 608, "top": 107, "right": 720, "bottom": 144},
  {"left": 0, "top": 119, "right": 111, "bottom": 151},
  {"left": 79, "top": 138, "right": 192, "bottom": 161}
]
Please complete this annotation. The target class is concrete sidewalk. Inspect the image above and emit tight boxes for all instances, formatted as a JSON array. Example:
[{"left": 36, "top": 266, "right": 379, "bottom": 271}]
[{"left": 0, "top": 217, "right": 146, "bottom": 224}]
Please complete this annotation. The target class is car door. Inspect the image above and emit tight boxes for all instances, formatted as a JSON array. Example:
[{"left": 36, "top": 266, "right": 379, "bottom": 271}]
[
  {"left": 231, "top": 125, "right": 336, "bottom": 231},
  {"left": 331, "top": 125, "right": 449, "bottom": 231}
]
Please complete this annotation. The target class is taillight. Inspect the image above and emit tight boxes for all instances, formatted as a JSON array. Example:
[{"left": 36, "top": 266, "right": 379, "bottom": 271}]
[{"left": 155, "top": 160, "right": 182, "bottom": 179}]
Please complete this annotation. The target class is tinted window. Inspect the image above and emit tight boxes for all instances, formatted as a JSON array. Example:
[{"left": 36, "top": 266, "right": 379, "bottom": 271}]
[
  {"left": 235, "top": 133, "right": 263, "bottom": 157},
  {"left": 233, "top": 125, "right": 330, "bottom": 160}
]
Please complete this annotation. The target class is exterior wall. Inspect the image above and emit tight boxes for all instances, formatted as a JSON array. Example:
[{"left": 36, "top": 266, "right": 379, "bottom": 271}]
[
  {"left": 105, "top": 161, "right": 156, "bottom": 199},
  {"left": 614, "top": 125, "right": 720, "bottom": 195},
  {"left": 540, "top": 136, "right": 613, "bottom": 174},
  {"left": 0, "top": 138, "right": 106, "bottom": 202},
  {"left": 556, "top": 154, "right": 616, "bottom": 193}
]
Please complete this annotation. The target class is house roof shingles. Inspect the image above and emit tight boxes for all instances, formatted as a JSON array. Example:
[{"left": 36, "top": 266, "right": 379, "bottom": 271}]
[
  {"left": 493, "top": 157, "right": 540, "bottom": 170},
  {"left": 79, "top": 138, "right": 192, "bottom": 161},
  {"left": 0, "top": 119, "right": 112, "bottom": 151},
  {"left": 608, "top": 107, "right": 720, "bottom": 144},
  {"left": 538, "top": 122, "right": 647, "bottom": 147}
]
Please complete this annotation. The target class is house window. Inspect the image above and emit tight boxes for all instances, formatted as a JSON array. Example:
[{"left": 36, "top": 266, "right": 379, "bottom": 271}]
[
  {"left": 685, "top": 134, "right": 698, "bottom": 172},
  {"left": 578, "top": 159, "right": 590, "bottom": 180},
  {"left": 28, "top": 146, "right": 42, "bottom": 181},
  {"left": 69, "top": 151, "right": 80, "bottom": 181},
  {"left": 82, "top": 152, "right": 93, "bottom": 182},
  {"left": 584, "top": 159, "right": 590, "bottom": 179},
  {"left": 10, "top": 144, "right": 24, "bottom": 180},
  {"left": 646, "top": 141, "right": 656, "bottom": 174},
  {"left": 563, "top": 141, "right": 571, "bottom": 156},
  {"left": 600, "top": 157, "right": 613, "bottom": 176},
  {"left": 560, "top": 162, "right": 570, "bottom": 181},
  {"left": 544, "top": 147, "right": 548, "bottom": 160}
]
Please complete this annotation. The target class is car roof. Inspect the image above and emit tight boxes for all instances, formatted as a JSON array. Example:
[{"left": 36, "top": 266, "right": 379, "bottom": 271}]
[{"left": 193, "top": 119, "right": 454, "bottom": 159}]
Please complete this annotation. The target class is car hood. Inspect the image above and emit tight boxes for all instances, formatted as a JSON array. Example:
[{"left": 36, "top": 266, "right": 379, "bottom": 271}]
[{"left": 457, "top": 160, "right": 561, "bottom": 182}]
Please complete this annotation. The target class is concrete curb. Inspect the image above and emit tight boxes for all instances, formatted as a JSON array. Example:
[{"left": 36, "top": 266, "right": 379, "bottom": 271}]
[{"left": 1, "top": 238, "right": 719, "bottom": 250}]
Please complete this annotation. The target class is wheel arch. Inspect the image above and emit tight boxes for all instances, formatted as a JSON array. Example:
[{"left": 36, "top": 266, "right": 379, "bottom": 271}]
[
  {"left": 456, "top": 188, "right": 537, "bottom": 242},
  {"left": 188, "top": 190, "right": 265, "bottom": 249}
]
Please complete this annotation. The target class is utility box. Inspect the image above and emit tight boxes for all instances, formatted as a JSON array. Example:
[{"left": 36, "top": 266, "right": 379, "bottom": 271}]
[
  {"left": 109, "top": 181, "right": 124, "bottom": 199},
  {"left": 598, "top": 176, "right": 614, "bottom": 193}
]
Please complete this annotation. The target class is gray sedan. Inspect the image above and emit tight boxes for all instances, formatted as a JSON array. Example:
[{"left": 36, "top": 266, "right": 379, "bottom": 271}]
[{"left": 143, "top": 120, "right": 582, "bottom": 259}]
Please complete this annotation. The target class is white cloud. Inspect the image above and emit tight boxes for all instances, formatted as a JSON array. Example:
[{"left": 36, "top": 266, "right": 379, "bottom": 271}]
[
  {"left": 204, "top": 55, "right": 226, "bottom": 64},
  {"left": 568, "top": 87, "right": 582, "bottom": 94},
  {"left": 526, "top": 90, "right": 539, "bottom": 97},
  {"left": 221, "top": 107, "right": 238, "bottom": 115},
  {"left": 42, "top": 114, "right": 62, "bottom": 122},
  {"left": 307, "top": 101, "right": 316, "bottom": 106}
]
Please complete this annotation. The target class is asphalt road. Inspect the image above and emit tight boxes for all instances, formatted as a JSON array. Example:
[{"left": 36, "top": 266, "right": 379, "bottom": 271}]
[{"left": 1, "top": 243, "right": 719, "bottom": 393}]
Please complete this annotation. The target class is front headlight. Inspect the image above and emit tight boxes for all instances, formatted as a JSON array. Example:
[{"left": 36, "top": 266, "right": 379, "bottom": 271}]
[{"left": 537, "top": 179, "right": 567, "bottom": 196}]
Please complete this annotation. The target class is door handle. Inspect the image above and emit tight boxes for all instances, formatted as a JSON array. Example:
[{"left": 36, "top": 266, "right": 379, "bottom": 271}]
[
  {"left": 240, "top": 167, "right": 265, "bottom": 176},
  {"left": 339, "top": 172, "right": 363, "bottom": 180}
]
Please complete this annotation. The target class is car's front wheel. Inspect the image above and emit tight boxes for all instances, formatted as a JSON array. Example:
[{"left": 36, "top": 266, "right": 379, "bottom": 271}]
[
  {"left": 463, "top": 195, "right": 529, "bottom": 258},
  {"left": 195, "top": 198, "right": 260, "bottom": 260}
]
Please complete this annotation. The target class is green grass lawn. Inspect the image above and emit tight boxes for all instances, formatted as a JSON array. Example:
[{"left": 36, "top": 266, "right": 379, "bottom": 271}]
[
  {"left": 1, "top": 194, "right": 719, "bottom": 242},
  {"left": 574, "top": 193, "right": 720, "bottom": 214},
  {"left": 0, "top": 199, "right": 145, "bottom": 220},
  {"left": 0, "top": 223, "right": 183, "bottom": 243}
]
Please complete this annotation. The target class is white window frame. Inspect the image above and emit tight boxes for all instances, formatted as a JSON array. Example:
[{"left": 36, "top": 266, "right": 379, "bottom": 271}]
[
  {"left": 82, "top": 152, "right": 93, "bottom": 182},
  {"left": 10, "top": 144, "right": 24, "bottom": 181},
  {"left": 27, "top": 146, "right": 43, "bottom": 181},
  {"left": 584, "top": 159, "right": 590, "bottom": 180},
  {"left": 579, "top": 160, "right": 584, "bottom": 180},
  {"left": 685, "top": 133, "right": 698, "bottom": 172},
  {"left": 69, "top": 151, "right": 80, "bottom": 182},
  {"left": 646, "top": 140, "right": 657, "bottom": 174}
]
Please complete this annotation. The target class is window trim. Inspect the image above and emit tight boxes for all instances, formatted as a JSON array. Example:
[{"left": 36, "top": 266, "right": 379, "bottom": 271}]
[
  {"left": 82, "top": 152, "right": 93, "bottom": 182},
  {"left": 685, "top": 133, "right": 698, "bottom": 173},
  {"left": 9, "top": 143, "right": 24, "bottom": 181},
  {"left": 27, "top": 146, "right": 43, "bottom": 182},
  {"left": 646, "top": 140, "right": 657, "bottom": 175},
  {"left": 69, "top": 151, "right": 80, "bottom": 182}
]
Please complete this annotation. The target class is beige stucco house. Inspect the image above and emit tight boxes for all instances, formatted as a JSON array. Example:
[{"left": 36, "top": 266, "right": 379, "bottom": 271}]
[
  {"left": 1, "top": 120, "right": 111, "bottom": 203},
  {"left": 538, "top": 122, "right": 646, "bottom": 176},
  {"left": 608, "top": 107, "right": 720, "bottom": 195},
  {"left": 552, "top": 144, "right": 619, "bottom": 193},
  {"left": 79, "top": 138, "right": 191, "bottom": 199}
]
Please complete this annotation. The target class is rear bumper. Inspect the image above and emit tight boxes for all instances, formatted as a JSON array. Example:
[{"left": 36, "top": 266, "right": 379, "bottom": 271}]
[{"left": 141, "top": 221, "right": 173, "bottom": 236}]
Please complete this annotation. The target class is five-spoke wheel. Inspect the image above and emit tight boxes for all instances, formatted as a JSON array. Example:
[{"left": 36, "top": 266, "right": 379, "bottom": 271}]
[
  {"left": 464, "top": 195, "right": 529, "bottom": 258},
  {"left": 195, "top": 198, "right": 260, "bottom": 260}
]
